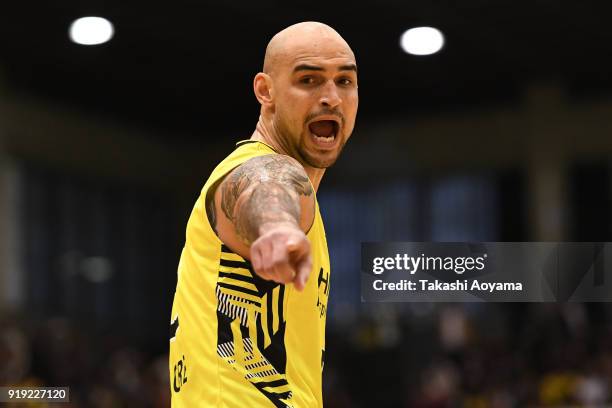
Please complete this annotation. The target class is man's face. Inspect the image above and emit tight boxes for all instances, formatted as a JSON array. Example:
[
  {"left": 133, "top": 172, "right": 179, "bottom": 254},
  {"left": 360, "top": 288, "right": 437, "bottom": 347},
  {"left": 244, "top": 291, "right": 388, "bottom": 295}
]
[{"left": 271, "top": 40, "right": 358, "bottom": 169}]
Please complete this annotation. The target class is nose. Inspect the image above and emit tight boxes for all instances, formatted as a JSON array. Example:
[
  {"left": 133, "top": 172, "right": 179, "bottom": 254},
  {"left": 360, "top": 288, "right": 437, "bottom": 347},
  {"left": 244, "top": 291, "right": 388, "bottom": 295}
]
[{"left": 319, "top": 80, "right": 342, "bottom": 108}]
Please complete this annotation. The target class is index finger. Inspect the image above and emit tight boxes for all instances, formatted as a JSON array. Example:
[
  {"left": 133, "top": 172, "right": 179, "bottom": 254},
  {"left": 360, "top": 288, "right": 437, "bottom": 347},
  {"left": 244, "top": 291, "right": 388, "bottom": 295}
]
[{"left": 292, "top": 253, "right": 312, "bottom": 291}]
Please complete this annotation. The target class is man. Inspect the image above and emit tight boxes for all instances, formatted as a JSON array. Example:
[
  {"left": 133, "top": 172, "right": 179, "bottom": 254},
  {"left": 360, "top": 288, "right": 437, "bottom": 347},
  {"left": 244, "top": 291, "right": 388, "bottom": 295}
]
[{"left": 169, "top": 21, "right": 358, "bottom": 407}]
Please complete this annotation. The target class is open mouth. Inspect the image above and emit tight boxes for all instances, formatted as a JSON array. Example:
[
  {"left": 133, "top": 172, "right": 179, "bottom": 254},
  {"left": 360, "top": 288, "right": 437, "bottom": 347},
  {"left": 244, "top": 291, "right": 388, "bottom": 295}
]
[{"left": 308, "top": 120, "right": 339, "bottom": 143}]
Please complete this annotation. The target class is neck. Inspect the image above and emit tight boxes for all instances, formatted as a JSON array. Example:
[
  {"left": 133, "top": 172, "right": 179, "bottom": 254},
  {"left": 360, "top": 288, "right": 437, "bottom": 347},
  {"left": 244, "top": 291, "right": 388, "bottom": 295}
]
[{"left": 250, "top": 115, "right": 325, "bottom": 191}]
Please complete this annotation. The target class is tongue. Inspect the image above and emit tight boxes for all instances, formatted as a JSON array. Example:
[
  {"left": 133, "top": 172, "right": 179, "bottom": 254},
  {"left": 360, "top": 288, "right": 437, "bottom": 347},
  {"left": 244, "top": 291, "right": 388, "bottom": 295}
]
[{"left": 309, "top": 120, "right": 335, "bottom": 138}]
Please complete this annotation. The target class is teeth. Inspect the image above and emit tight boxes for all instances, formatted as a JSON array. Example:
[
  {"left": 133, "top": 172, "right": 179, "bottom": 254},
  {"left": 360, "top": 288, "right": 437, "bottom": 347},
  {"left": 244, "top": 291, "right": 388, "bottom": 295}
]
[
  {"left": 312, "top": 135, "right": 336, "bottom": 143},
  {"left": 313, "top": 134, "right": 335, "bottom": 142}
]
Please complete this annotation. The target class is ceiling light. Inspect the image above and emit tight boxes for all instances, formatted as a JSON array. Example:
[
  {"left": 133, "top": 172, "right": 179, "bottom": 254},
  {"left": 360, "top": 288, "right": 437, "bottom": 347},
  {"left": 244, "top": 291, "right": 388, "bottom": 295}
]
[
  {"left": 400, "top": 27, "right": 444, "bottom": 56},
  {"left": 69, "top": 16, "right": 114, "bottom": 45}
]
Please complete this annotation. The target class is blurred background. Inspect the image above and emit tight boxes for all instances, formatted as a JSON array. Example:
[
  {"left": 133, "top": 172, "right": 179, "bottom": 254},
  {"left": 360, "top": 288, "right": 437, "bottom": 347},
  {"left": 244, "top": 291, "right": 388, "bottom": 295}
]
[{"left": 2, "top": 1, "right": 612, "bottom": 407}]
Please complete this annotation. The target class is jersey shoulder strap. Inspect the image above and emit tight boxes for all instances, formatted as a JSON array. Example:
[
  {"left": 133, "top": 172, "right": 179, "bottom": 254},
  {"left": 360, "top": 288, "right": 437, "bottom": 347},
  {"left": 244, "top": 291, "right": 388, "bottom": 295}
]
[{"left": 203, "top": 140, "right": 278, "bottom": 194}]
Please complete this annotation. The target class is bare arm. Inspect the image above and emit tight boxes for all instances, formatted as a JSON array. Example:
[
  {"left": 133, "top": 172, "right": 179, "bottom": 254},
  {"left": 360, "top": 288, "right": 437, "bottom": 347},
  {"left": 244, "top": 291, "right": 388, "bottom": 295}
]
[
  {"left": 207, "top": 154, "right": 315, "bottom": 290},
  {"left": 219, "top": 154, "right": 313, "bottom": 244}
]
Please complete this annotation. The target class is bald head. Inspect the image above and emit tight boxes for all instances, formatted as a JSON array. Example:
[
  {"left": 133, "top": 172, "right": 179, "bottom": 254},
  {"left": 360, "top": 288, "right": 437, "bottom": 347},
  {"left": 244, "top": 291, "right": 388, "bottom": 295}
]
[
  {"left": 263, "top": 22, "right": 355, "bottom": 75},
  {"left": 252, "top": 22, "right": 358, "bottom": 171}
]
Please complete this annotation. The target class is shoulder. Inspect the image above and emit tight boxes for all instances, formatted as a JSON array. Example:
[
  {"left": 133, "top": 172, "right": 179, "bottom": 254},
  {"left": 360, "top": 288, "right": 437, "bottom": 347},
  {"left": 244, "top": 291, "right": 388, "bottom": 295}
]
[
  {"left": 231, "top": 153, "right": 306, "bottom": 177},
  {"left": 223, "top": 154, "right": 313, "bottom": 197}
]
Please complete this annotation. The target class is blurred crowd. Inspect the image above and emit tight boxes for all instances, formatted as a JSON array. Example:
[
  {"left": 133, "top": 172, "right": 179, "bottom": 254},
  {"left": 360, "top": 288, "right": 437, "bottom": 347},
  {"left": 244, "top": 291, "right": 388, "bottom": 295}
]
[
  {"left": 324, "top": 303, "right": 612, "bottom": 407},
  {"left": 2, "top": 303, "right": 612, "bottom": 407},
  {"left": 0, "top": 316, "right": 169, "bottom": 407}
]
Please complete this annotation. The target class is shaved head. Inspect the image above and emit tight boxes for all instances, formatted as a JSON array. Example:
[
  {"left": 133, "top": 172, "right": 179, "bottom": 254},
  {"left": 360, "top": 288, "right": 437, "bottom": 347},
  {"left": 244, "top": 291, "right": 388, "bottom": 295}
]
[
  {"left": 263, "top": 22, "right": 355, "bottom": 75},
  {"left": 253, "top": 21, "right": 358, "bottom": 172}
]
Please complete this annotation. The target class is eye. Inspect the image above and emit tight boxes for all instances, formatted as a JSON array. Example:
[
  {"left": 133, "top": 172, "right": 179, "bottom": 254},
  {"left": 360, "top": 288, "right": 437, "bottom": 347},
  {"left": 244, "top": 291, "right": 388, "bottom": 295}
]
[
  {"left": 299, "top": 76, "right": 315, "bottom": 85},
  {"left": 337, "top": 77, "right": 353, "bottom": 86}
]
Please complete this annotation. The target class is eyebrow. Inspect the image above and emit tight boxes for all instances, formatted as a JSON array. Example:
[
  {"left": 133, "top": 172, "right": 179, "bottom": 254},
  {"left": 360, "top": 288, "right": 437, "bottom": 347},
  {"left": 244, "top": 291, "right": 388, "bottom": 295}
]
[
  {"left": 339, "top": 64, "right": 358, "bottom": 73},
  {"left": 293, "top": 63, "right": 358, "bottom": 73}
]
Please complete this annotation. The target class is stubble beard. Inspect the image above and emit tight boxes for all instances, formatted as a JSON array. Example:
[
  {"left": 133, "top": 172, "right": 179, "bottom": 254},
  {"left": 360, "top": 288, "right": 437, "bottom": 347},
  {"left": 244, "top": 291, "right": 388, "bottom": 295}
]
[
  {"left": 297, "top": 130, "right": 345, "bottom": 169},
  {"left": 275, "top": 116, "right": 346, "bottom": 169}
]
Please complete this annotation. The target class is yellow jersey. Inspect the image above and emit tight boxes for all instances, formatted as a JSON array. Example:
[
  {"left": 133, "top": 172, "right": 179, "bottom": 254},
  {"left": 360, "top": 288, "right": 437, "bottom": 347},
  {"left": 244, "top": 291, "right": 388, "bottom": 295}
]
[{"left": 169, "top": 140, "right": 331, "bottom": 407}]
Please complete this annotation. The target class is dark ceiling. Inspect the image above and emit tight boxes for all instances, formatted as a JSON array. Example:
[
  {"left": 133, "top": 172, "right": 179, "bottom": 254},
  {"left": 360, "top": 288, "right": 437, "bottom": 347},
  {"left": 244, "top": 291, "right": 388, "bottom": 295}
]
[{"left": 2, "top": 1, "right": 612, "bottom": 141}]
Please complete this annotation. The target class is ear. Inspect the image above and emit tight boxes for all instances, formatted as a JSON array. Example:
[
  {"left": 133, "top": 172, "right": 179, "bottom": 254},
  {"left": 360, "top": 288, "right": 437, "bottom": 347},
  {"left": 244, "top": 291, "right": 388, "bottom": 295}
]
[{"left": 253, "top": 72, "right": 274, "bottom": 106}]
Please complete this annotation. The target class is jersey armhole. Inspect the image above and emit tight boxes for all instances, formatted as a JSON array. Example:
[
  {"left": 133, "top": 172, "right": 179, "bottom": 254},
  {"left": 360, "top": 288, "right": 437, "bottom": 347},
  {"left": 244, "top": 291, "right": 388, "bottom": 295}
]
[
  {"left": 202, "top": 167, "right": 237, "bottom": 245},
  {"left": 304, "top": 199, "right": 317, "bottom": 235}
]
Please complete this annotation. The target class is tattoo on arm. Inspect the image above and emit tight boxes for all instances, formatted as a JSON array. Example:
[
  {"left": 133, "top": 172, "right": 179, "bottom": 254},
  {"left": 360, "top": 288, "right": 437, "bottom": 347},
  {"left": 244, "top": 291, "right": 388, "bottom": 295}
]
[{"left": 220, "top": 154, "right": 313, "bottom": 244}]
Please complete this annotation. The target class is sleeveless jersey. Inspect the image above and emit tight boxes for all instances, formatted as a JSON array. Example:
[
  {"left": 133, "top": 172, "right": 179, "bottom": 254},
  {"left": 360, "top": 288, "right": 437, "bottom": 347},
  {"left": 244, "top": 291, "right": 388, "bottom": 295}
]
[{"left": 169, "top": 140, "right": 331, "bottom": 407}]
